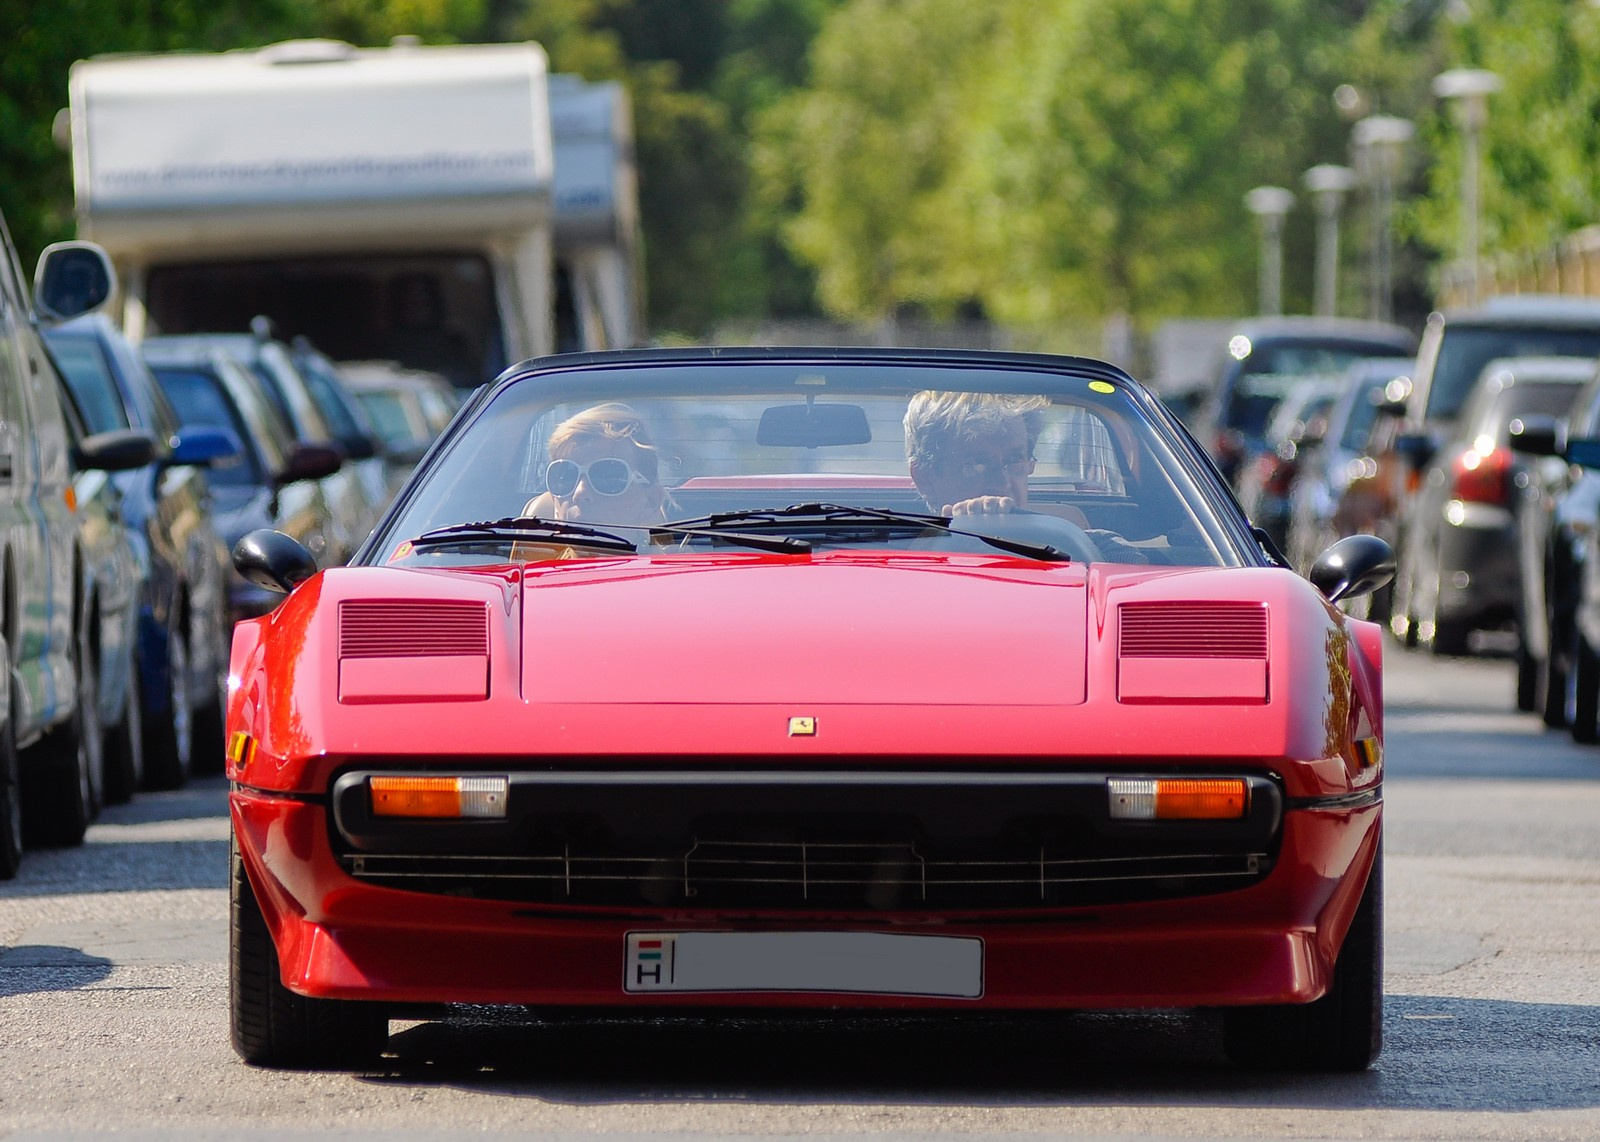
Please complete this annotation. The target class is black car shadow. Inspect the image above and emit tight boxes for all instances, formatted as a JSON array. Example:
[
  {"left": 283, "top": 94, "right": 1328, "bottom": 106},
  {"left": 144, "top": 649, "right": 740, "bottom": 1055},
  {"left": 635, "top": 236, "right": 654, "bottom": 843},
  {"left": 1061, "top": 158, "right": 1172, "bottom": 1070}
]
[
  {"left": 0, "top": 946, "right": 113, "bottom": 996},
  {"left": 353, "top": 993, "right": 1600, "bottom": 1113}
]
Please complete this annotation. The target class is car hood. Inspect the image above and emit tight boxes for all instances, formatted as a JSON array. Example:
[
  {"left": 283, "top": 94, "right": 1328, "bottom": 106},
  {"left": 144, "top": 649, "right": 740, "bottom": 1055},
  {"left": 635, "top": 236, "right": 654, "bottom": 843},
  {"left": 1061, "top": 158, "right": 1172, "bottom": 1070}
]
[{"left": 520, "top": 553, "right": 1089, "bottom": 706}]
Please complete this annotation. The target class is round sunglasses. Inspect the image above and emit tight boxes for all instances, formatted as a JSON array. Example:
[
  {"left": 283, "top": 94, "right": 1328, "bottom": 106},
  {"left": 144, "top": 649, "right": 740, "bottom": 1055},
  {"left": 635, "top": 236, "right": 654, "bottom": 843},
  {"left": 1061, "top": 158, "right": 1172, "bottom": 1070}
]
[{"left": 545, "top": 457, "right": 653, "bottom": 498}]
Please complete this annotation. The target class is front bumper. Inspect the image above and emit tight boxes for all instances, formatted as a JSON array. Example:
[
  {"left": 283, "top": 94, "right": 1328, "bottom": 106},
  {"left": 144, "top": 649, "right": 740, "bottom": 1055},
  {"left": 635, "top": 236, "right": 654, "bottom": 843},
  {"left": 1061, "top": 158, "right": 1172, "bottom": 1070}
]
[{"left": 232, "top": 780, "right": 1380, "bottom": 1011}]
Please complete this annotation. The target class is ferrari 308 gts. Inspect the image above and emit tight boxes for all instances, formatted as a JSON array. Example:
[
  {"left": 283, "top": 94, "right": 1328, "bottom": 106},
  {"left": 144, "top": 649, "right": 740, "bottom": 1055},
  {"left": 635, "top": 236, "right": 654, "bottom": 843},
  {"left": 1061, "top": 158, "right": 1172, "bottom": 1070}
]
[{"left": 224, "top": 347, "right": 1393, "bottom": 1071}]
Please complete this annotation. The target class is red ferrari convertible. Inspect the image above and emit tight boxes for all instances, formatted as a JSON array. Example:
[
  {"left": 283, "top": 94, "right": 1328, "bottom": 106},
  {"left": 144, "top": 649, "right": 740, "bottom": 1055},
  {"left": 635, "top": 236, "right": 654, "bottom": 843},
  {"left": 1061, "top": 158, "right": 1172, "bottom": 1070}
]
[{"left": 225, "top": 348, "right": 1393, "bottom": 1070}]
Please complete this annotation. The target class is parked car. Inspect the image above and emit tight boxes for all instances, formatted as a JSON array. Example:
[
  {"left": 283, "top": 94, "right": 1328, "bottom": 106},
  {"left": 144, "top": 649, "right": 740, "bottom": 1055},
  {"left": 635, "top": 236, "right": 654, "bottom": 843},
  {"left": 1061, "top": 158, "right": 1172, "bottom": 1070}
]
[
  {"left": 286, "top": 335, "right": 393, "bottom": 539},
  {"left": 339, "top": 361, "right": 459, "bottom": 491},
  {"left": 44, "top": 313, "right": 239, "bottom": 788},
  {"left": 1194, "top": 316, "right": 1417, "bottom": 487},
  {"left": 1390, "top": 356, "right": 1591, "bottom": 657},
  {"left": 144, "top": 329, "right": 371, "bottom": 565},
  {"left": 51, "top": 374, "right": 151, "bottom": 812},
  {"left": 1389, "top": 296, "right": 1600, "bottom": 645},
  {"left": 142, "top": 341, "right": 345, "bottom": 625},
  {"left": 0, "top": 218, "right": 150, "bottom": 875},
  {"left": 225, "top": 346, "right": 1391, "bottom": 1072},
  {"left": 1286, "top": 357, "right": 1417, "bottom": 579},
  {"left": 1233, "top": 376, "right": 1341, "bottom": 555}
]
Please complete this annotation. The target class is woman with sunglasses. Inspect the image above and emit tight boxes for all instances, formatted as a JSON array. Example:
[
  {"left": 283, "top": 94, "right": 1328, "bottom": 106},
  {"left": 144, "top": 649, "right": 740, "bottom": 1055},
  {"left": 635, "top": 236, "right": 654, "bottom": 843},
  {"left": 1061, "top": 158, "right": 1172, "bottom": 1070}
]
[{"left": 526, "top": 402, "right": 670, "bottom": 526}]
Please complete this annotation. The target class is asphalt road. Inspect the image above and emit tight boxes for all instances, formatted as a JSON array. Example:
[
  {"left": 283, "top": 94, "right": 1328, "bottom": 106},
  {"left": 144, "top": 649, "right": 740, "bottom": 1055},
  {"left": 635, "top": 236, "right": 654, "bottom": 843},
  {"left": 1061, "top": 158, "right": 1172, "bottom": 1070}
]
[{"left": 1, "top": 644, "right": 1597, "bottom": 1141}]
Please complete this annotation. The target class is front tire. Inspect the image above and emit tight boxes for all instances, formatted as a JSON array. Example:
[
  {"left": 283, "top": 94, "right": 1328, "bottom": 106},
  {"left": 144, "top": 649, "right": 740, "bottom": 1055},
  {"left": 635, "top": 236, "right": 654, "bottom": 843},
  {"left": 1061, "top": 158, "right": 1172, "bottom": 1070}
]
[
  {"left": 103, "top": 655, "right": 145, "bottom": 805},
  {"left": 1569, "top": 626, "right": 1600, "bottom": 744},
  {"left": 230, "top": 836, "right": 388, "bottom": 1068},
  {"left": 143, "top": 615, "right": 193, "bottom": 790},
  {"left": 1223, "top": 842, "right": 1383, "bottom": 1071},
  {"left": 0, "top": 695, "right": 22, "bottom": 879}
]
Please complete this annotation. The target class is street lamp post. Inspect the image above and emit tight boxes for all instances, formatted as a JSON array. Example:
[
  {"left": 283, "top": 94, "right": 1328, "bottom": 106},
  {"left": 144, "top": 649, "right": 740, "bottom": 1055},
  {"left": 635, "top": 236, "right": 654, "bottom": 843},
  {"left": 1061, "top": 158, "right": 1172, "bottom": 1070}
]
[
  {"left": 1304, "top": 164, "right": 1357, "bottom": 318},
  {"left": 1351, "top": 115, "right": 1414, "bottom": 324},
  {"left": 1245, "top": 186, "right": 1296, "bottom": 316},
  {"left": 1434, "top": 68, "right": 1502, "bottom": 305}
]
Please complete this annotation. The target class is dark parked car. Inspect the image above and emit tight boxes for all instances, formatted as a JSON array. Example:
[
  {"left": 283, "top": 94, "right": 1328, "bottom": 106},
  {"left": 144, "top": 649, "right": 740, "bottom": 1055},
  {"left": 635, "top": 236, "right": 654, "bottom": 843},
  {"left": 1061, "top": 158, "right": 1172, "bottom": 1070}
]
[
  {"left": 287, "top": 336, "right": 393, "bottom": 537},
  {"left": 145, "top": 330, "right": 372, "bottom": 565},
  {"left": 1391, "top": 356, "right": 1590, "bottom": 657},
  {"left": 339, "top": 361, "right": 459, "bottom": 492},
  {"left": 1285, "top": 357, "right": 1417, "bottom": 579},
  {"left": 0, "top": 218, "right": 150, "bottom": 875},
  {"left": 1233, "top": 376, "right": 1340, "bottom": 555},
  {"left": 1390, "top": 296, "right": 1600, "bottom": 646},
  {"left": 45, "top": 313, "right": 240, "bottom": 788},
  {"left": 142, "top": 341, "right": 345, "bottom": 625},
  {"left": 1195, "top": 316, "right": 1417, "bottom": 487}
]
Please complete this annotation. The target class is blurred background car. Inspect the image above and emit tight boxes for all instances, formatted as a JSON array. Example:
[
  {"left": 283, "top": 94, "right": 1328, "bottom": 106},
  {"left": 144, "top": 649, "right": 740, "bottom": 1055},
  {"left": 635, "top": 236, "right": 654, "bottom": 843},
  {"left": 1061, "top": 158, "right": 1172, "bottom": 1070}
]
[
  {"left": 286, "top": 334, "right": 394, "bottom": 532},
  {"left": 144, "top": 328, "right": 372, "bottom": 565},
  {"left": 338, "top": 361, "right": 459, "bottom": 492},
  {"left": 44, "top": 313, "right": 239, "bottom": 789},
  {"left": 1285, "top": 357, "right": 1417, "bottom": 577},
  {"left": 143, "top": 340, "right": 345, "bottom": 625},
  {"left": 53, "top": 373, "right": 152, "bottom": 812},
  {"left": 1388, "top": 297, "right": 1600, "bottom": 645},
  {"left": 1517, "top": 362, "right": 1600, "bottom": 738},
  {"left": 1194, "top": 316, "right": 1418, "bottom": 487},
  {"left": 1390, "top": 355, "right": 1591, "bottom": 658},
  {"left": 1233, "top": 375, "right": 1341, "bottom": 556}
]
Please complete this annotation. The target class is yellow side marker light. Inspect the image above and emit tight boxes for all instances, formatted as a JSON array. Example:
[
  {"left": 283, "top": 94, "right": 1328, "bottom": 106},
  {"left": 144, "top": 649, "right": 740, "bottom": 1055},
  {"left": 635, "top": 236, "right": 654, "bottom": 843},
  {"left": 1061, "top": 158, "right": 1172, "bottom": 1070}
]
[
  {"left": 1355, "top": 737, "right": 1383, "bottom": 769},
  {"left": 369, "top": 776, "right": 508, "bottom": 819},
  {"left": 1108, "top": 778, "right": 1249, "bottom": 820},
  {"left": 226, "top": 731, "right": 256, "bottom": 767}
]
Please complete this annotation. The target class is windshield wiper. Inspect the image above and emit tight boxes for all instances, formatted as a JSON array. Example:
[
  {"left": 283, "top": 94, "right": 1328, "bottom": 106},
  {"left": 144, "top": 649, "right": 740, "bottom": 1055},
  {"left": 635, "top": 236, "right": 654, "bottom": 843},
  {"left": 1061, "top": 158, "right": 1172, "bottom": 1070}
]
[
  {"left": 664, "top": 502, "right": 1073, "bottom": 562},
  {"left": 408, "top": 517, "right": 637, "bottom": 554}
]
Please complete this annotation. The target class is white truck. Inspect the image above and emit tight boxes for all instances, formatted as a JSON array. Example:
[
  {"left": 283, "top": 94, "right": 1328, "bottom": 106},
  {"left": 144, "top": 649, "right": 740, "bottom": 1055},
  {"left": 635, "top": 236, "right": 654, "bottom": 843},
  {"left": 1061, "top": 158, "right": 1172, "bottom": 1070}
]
[{"left": 66, "top": 38, "right": 642, "bottom": 389}]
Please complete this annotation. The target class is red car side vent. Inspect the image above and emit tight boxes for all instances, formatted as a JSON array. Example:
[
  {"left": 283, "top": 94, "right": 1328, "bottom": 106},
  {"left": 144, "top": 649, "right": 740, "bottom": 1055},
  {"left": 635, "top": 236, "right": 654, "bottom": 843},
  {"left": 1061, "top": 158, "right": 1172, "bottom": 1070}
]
[
  {"left": 1119, "top": 602, "right": 1268, "bottom": 659},
  {"left": 339, "top": 601, "right": 489, "bottom": 658}
]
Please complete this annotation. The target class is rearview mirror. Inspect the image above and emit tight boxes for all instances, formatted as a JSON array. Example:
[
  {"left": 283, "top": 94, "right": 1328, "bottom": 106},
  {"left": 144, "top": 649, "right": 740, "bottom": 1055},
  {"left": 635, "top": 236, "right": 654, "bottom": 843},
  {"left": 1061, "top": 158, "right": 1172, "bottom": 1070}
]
[
  {"left": 34, "top": 242, "right": 117, "bottom": 325},
  {"left": 274, "top": 441, "right": 345, "bottom": 486},
  {"left": 233, "top": 529, "right": 318, "bottom": 594},
  {"left": 1566, "top": 436, "right": 1600, "bottom": 470},
  {"left": 169, "top": 425, "right": 242, "bottom": 467},
  {"left": 74, "top": 429, "right": 158, "bottom": 473},
  {"left": 757, "top": 403, "right": 872, "bottom": 448},
  {"left": 1508, "top": 415, "right": 1563, "bottom": 458},
  {"left": 1310, "top": 534, "right": 1396, "bottom": 604}
]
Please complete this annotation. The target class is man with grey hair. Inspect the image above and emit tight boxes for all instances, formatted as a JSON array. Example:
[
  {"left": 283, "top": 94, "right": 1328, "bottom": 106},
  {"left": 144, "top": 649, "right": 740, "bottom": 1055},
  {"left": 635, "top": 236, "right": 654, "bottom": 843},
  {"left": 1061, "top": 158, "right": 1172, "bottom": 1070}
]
[{"left": 904, "top": 391, "right": 1049, "bottom": 517}]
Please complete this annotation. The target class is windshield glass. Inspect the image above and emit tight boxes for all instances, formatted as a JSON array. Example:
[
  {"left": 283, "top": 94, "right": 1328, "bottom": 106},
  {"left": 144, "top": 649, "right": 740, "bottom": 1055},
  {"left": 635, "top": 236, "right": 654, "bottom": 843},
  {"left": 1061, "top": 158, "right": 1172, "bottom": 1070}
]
[
  {"left": 373, "top": 360, "right": 1247, "bottom": 569},
  {"left": 1429, "top": 326, "right": 1600, "bottom": 421}
]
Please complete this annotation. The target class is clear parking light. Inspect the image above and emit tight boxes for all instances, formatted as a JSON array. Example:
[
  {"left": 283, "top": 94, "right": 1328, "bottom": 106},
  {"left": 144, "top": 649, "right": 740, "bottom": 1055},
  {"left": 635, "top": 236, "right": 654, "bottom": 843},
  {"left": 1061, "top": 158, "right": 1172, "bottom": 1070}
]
[
  {"left": 1108, "top": 778, "right": 1249, "bottom": 820},
  {"left": 369, "top": 775, "right": 509, "bottom": 819}
]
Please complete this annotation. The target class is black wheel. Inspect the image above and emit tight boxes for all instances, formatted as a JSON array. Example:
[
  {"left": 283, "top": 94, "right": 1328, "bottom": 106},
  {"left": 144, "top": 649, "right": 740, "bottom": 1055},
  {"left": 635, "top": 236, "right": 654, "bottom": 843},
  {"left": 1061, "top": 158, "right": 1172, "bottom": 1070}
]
[
  {"left": 103, "top": 652, "right": 145, "bottom": 805},
  {"left": 230, "top": 836, "right": 388, "bottom": 1068},
  {"left": 1224, "top": 841, "right": 1382, "bottom": 1071},
  {"left": 22, "top": 613, "right": 101, "bottom": 848},
  {"left": 1540, "top": 646, "right": 1569, "bottom": 728},
  {"left": 1429, "top": 615, "right": 1473, "bottom": 657},
  {"left": 190, "top": 629, "right": 228, "bottom": 776},
  {"left": 1515, "top": 637, "right": 1538, "bottom": 713},
  {"left": 143, "top": 613, "right": 193, "bottom": 790},
  {"left": 0, "top": 694, "right": 21, "bottom": 880},
  {"left": 1569, "top": 626, "right": 1600, "bottom": 744}
]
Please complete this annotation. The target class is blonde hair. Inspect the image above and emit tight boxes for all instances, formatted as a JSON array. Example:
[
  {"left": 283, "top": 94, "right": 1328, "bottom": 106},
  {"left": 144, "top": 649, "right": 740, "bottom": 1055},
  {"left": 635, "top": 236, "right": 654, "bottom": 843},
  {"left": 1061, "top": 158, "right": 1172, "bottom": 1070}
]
[
  {"left": 904, "top": 391, "right": 1050, "bottom": 466},
  {"left": 548, "top": 402, "right": 661, "bottom": 482}
]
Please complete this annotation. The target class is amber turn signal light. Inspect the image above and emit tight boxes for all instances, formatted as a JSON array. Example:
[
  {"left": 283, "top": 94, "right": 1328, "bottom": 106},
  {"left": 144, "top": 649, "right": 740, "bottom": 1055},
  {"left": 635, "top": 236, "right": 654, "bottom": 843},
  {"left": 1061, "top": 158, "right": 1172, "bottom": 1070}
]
[
  {"left": 369, "top": 775, "right": 508, "bottom": 819},
  {"left": 1107, "top": 778, "right": 1249, "bottom": 820}
]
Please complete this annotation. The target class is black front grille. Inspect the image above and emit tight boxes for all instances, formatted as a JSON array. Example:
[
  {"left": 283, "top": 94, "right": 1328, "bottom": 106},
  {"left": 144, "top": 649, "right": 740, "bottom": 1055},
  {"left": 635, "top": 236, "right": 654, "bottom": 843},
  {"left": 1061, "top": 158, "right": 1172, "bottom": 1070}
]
[{"left": 331, "top": 769, "right": 1282, "bottom": 912}]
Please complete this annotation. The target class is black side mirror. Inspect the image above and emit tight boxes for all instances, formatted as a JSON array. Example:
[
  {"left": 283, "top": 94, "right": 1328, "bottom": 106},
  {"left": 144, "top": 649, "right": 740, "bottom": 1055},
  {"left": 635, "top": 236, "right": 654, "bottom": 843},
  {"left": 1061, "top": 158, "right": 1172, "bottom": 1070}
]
[
  {"left": 274, "top": 441, "right": 345, "bottom": 486},
  {"left": 1566, "top": 436, "right": 1600, "bottom": 470},
  {"left": 233, "top": 529, "right": 318, "bottom": 595},
  {"left": 1508, "top": 414, "right": 1564, "bottom": 458},
  {"left": 340, "top": 433, "right": 379, "bottom": 461},
  {"left": 1310, "top": 534, "right": 1396, "bottom": 604},
  {"left": 34, "top": 242, "right": 117, "bottom": 325},
  {"left": 1395, "top": 432, "right": 1436, "bottom": 470},
  {"left": 74, "top": 429, "right": 158, "bottom": 473}
]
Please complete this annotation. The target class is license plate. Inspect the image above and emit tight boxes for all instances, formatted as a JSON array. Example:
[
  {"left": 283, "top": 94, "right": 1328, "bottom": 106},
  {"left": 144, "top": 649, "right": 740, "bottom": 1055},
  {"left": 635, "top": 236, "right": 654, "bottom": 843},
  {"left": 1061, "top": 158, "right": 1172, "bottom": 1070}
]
[{"left": 623, "top": 931, "right": 983, "bottom": 998}]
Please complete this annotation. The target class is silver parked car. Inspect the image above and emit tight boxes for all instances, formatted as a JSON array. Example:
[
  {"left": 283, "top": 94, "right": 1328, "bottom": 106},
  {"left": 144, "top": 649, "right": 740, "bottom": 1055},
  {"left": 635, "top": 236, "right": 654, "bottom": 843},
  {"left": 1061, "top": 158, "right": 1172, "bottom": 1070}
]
[{"left": 1393, "top": 356, "right": 1593, "bottom": 656}]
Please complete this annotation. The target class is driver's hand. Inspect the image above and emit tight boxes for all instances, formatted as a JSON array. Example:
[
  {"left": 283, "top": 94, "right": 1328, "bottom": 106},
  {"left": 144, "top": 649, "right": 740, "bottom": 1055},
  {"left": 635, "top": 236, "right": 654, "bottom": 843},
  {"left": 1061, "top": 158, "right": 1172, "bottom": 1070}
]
[{"left": 944, "top": 496, "right": 1017, "bottom": 516}]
